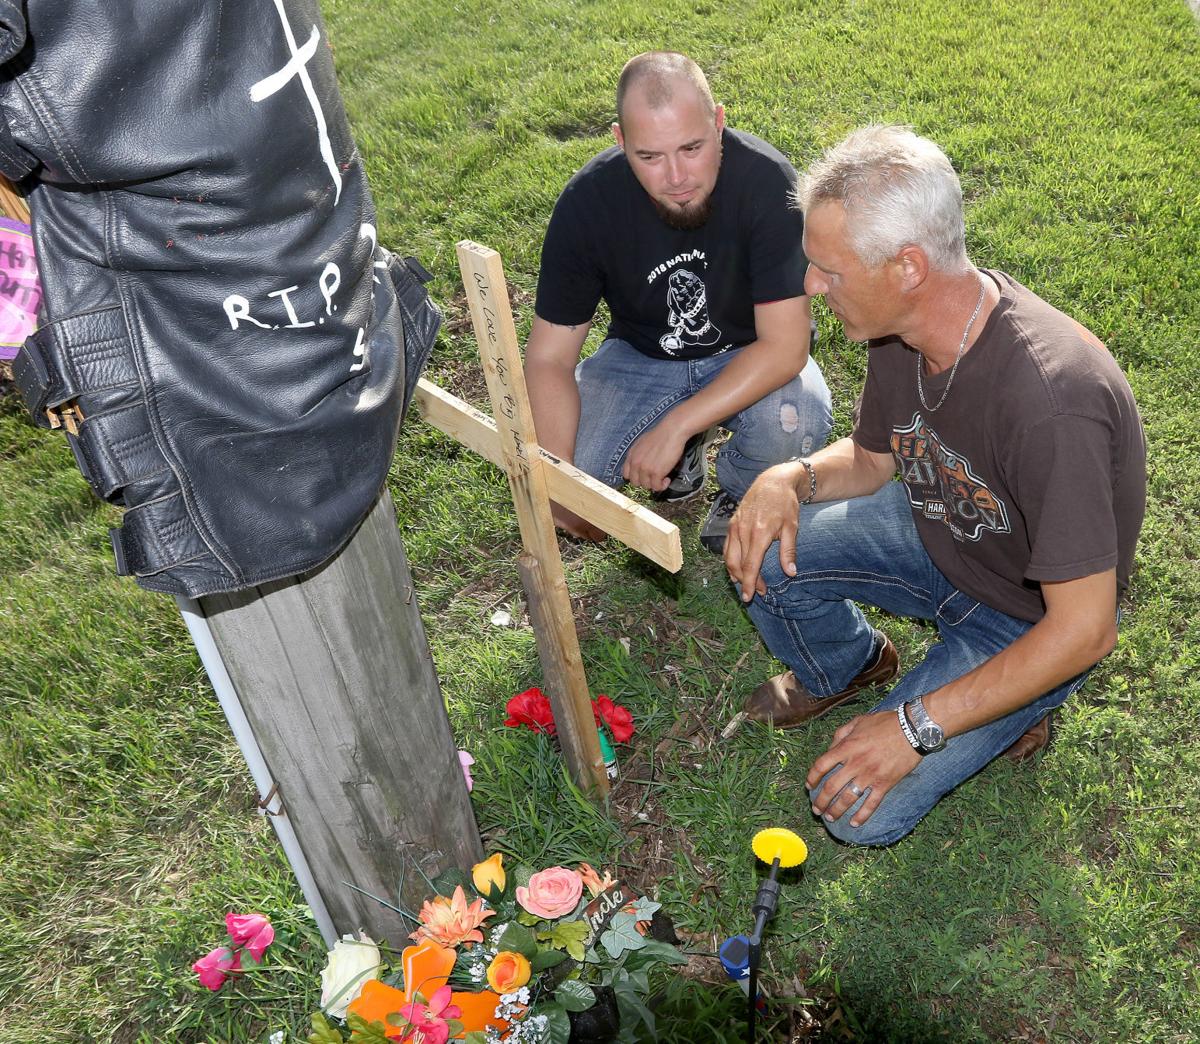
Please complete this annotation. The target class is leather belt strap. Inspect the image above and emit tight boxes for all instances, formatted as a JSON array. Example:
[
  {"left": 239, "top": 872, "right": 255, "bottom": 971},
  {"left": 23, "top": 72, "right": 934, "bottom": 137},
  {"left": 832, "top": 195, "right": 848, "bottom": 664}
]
[
  {"left": 110, "top": 493, "right": 211, "bottom": 578},
  {"left": 71, "top": 401, "right": 170, "bottom": 499},
  {"left": 12, "top": 306, "right": 137, "bottom": 424}
]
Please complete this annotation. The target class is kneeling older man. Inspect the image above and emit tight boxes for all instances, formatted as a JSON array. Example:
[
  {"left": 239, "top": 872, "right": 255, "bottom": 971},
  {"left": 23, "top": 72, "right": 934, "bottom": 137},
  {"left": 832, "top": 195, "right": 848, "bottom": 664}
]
[{"left": 725, "top": 125, "right": 1146, "bottom": 846}]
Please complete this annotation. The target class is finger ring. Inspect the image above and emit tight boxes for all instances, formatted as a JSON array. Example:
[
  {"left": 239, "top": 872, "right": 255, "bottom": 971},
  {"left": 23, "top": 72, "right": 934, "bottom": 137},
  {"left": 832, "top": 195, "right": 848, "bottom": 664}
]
[{"left": 847, "top": 782, "right": 864, "bottom": 797}]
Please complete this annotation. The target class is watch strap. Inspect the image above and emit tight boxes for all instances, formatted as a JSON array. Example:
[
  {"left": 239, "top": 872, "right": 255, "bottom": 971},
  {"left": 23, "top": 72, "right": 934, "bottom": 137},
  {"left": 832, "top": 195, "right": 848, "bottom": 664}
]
[{"left": 905, "top": 696, "right": 946, "bottom": 754}]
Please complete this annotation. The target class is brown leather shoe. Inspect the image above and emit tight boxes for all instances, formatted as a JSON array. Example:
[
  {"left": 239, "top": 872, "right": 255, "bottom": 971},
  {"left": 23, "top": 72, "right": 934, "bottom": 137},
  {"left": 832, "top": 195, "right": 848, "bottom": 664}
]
[
  {"left": 744, "top": 632, "right": 900, "bottom": 729},
  {"left": 1002, "top": 710, "right": 1056, "bottom": 764}
]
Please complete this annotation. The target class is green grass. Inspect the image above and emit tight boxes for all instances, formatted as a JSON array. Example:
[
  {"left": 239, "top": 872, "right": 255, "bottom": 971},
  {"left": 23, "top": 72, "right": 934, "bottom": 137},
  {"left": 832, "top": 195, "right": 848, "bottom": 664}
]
[{"left": 2, "top": 0, "right": 1198, "bottom": 1040}]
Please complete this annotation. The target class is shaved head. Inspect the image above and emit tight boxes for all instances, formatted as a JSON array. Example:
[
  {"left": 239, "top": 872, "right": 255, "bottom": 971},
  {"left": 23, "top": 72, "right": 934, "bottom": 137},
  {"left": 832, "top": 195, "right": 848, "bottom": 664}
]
[{"left": 616, "top": 51, "right": 716, "bottom": 127}]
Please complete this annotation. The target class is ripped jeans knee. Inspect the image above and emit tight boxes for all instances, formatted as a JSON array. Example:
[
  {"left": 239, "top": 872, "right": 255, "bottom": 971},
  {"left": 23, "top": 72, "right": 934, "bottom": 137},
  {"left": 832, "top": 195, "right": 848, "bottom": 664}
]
[{"left": 716, "top": 355, "right": 833, "bottom": 499}]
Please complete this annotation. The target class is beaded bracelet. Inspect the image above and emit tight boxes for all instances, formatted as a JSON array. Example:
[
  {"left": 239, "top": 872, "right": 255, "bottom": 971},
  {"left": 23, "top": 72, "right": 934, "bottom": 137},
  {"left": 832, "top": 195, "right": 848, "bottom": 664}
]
[{"left": 797, "top": 457, "right": 817, "bottom": 506}]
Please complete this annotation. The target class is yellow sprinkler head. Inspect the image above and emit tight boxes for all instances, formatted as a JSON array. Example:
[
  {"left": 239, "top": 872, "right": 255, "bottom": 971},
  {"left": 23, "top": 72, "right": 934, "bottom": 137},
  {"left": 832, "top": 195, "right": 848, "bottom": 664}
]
[{"left": 752, "top": 828, "right": 808, "bottom": 869}]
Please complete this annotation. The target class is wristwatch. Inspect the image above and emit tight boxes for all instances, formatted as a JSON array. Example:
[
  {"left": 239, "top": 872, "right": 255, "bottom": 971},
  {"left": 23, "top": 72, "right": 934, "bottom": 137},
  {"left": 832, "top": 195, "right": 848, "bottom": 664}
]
[{"left": 903, "top": 696, "right": 946, "bottom": 755}]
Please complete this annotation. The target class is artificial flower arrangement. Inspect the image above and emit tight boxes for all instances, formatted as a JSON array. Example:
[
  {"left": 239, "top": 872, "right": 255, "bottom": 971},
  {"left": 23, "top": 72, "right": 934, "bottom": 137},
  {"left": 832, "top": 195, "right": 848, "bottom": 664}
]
[
  {"left": 309, "top": 853, "right": 687, "bottom": 1044},
  {"left": 193, "top": 912, "right": 276, "bottom": 991},
  {"left": 505, "top": 687, "right": 635, "bottom": 781},
  {"left": 503, "top": 687, "right": 634, "bottom": 745}
]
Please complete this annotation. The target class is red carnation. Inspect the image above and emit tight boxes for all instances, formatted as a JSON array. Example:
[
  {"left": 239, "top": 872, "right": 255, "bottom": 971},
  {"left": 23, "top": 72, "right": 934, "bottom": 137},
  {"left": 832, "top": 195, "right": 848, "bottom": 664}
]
[
  {"left": 592, "top": 694, "right": 635, "bottom": 744},
  {"left": 505, "top": 686, "right": 556, "bottom": 735}
]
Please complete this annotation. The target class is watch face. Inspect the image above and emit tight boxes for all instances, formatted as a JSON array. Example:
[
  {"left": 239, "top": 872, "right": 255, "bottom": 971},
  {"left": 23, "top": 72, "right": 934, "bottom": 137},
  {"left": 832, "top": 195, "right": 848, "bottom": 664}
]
[{"left": 917, "top": 723, "right": 944, "bottom": 749}]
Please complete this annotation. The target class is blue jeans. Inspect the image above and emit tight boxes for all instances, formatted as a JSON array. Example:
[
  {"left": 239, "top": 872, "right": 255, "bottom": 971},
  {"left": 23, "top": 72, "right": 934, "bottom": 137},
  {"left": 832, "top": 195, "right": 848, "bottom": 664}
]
[
  {"left": 573, "top": 338, "right": 833, "bottom": 500},
  {"left": 746, "top": 481, "right": 1094, "bottom": 846}
]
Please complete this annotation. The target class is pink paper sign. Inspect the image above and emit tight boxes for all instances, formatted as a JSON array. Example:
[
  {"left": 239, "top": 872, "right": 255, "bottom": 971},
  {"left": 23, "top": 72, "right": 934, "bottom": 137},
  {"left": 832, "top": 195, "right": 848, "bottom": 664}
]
[{"left": 0, "top": 216, "right": 41, "bottom": 361}]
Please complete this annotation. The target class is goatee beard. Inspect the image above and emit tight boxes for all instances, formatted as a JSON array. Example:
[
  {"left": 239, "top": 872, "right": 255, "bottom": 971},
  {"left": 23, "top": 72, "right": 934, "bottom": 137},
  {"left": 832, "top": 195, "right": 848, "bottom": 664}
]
[{"left": 653, "top": 194, "right": 712, "bottom": 230}]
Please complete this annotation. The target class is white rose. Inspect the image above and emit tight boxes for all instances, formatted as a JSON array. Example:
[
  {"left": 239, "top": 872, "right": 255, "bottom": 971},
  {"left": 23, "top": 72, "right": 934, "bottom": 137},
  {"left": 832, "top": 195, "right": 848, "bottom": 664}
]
[{"left": 319, "top": 931, "right": 382, "bottom": 1019}]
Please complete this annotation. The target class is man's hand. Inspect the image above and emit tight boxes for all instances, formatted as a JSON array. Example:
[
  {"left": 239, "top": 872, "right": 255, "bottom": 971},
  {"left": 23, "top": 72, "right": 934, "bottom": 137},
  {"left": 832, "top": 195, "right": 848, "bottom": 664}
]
[
  {"left": 723, "top": 461, "right": 806, "bottom": 601},
  {"left": 551, "top": 503, "right": 606, "bottom": 543},
  {"left": 805, "top": 710, "right": 922, "bottom": 828},
  {"left": 622, "top": 416, "right": 687, "bottom": 493}
]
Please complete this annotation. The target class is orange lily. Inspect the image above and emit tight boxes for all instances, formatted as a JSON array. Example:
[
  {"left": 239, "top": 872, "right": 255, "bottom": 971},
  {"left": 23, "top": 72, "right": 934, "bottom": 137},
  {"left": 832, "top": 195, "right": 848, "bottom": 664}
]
[{"left": 410, "top": 885, "right": 495, "bottom": 947}]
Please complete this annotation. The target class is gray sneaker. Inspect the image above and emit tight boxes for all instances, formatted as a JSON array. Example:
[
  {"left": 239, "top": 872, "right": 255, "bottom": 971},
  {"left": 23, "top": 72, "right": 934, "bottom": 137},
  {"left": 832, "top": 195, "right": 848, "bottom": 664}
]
[
  {"left": 654, "top": 426, "right": 718, "bottom": 504},
  {"left": 699, "top": 490, "right": 739, "bottom": 554}
]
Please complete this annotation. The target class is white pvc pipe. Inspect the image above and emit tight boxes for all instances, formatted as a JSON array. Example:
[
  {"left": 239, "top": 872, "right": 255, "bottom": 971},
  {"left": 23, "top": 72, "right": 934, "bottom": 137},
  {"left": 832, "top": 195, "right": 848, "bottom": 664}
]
[{"left": 176, "top": 596, "right": 337, "bottom": 946}]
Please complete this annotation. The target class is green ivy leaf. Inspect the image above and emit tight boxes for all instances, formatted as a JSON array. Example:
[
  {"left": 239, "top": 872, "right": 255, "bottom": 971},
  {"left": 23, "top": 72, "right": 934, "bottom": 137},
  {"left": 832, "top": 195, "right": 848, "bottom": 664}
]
[
  {"left": 628, "top": 896, "right": 661, "bottom": 921},
  {"left": 530, "top": 947, "right": 569, "bottom": 972},
  {"left": 599, "top": 913, "right": 648, "bottom": 960},
  {"left": 516, "top": 909, "right": 542, "bottom": 927},
  {"left": 307, "top": 1012, "right": 347, "bottom": 1044},
  {"left": 498, "top": 920, "right": 539, "bottom": 958},
  {"left": 554, "top": 978, "right": 597, "bottom": 1012},
  {"left": 535, "top": 1000, "right": 573, "bottom": 1044},
  {"left": 463, "top": 1033, "right": 490, "bottom": 1044},
  {"left": 539, "top": 919, "right": 591, "bottom": 961}
]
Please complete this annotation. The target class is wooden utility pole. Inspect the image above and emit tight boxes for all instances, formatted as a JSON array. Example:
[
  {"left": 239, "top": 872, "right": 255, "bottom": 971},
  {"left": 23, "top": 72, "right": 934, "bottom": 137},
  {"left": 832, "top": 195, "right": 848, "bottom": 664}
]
[
  {"left": 4, "top": 175, "right": 484, "bottom": 947},
  {"left": 193, "top": 493, "right": 483, "bottom": 946}
]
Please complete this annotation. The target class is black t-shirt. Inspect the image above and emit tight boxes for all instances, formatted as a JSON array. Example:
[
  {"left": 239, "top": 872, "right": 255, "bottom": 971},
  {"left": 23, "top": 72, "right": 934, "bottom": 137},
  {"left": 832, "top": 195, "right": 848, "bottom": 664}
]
[
  {"left": 853, "top": 270, "right": 1146, "bottom": 623},
  {"left": 534, "top": 129, "right": 807, "bottom": 360}
]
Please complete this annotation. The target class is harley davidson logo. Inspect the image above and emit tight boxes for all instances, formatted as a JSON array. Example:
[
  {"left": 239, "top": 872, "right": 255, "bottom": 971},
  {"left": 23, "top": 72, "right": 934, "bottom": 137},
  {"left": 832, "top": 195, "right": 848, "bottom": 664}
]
[{"left": 890, "top": 413, "right": 1010, "bottom": 542}]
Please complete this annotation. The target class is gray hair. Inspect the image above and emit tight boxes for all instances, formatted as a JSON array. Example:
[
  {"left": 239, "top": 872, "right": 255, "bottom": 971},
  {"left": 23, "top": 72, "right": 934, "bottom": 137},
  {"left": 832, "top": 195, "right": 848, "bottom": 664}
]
[{"left": 797, "top": 125, "right": 968, "bottom": 272}]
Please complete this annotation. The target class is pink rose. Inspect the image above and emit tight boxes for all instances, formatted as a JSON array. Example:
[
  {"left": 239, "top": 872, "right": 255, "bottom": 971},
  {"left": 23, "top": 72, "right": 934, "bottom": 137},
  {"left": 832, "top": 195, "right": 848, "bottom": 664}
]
[
  {"left": 193, "top": 946, "right": 241, "bottom": 991},
  {"left": 225, "top": 912, "right": 275, "bottom": 963},
  {"left": 516, "top": 866, "right": 584, "bottom": 919}
]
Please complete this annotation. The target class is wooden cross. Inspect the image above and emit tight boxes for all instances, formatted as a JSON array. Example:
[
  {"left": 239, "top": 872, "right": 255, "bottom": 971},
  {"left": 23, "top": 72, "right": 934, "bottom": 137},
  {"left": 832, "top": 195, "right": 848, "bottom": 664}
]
[{"left": 412, "top": 241, "right": 683, "bottom": 797}]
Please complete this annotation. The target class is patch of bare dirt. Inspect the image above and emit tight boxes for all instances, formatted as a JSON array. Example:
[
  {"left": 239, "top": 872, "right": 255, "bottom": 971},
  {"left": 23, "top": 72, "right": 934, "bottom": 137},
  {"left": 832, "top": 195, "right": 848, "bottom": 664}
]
[
  {"left": 443, "top": 281, "right": 534, "bottom": 341},
  {"left": 432, "top": 355, "right": 491, "bottom": 406}
]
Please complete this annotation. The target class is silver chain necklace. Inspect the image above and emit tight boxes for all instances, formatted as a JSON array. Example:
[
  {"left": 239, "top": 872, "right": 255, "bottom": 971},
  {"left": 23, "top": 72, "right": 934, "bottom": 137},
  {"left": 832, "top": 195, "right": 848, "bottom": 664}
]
[{"left": 916, "top": 272, "right": 987, "bottom": 413}]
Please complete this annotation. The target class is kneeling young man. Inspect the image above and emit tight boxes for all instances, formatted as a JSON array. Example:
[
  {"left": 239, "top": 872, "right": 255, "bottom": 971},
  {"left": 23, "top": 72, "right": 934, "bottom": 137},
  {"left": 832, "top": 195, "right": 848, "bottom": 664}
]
[
  {"left": 525, "top": 51, "right": 832, "bottom": 550},
  {"left": 725, "top": 126, "right": 1146, "bottom": 846}
]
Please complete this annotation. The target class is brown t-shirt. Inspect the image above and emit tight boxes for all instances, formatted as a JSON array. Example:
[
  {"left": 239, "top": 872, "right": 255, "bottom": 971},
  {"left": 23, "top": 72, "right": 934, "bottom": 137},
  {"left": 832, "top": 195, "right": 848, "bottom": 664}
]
[{"left": 853, "top": 270, "right": 1146, "bottom": 623}]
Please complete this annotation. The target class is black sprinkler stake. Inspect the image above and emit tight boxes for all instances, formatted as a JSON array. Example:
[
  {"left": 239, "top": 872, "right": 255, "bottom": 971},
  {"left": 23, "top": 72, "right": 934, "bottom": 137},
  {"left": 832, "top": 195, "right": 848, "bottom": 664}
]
[{"left": 745, "top": 828, "right": 808, "bottom": 1042}]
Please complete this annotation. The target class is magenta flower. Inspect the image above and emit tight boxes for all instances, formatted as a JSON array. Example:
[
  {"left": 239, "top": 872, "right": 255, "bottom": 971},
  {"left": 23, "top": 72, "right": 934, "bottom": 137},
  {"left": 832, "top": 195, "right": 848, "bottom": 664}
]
[
  {"left": 394, "top": 985, "right": 462, "bottom": 1044},
  {"left": 225, "top": 912, "right": 275, "bottom": 963},
  {"left": 192, "top": 946, "right": 241, "bottom": 991}
]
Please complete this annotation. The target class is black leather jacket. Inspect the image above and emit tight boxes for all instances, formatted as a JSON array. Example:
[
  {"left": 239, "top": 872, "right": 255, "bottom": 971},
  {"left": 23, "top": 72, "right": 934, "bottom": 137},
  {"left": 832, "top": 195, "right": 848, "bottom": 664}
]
[{"left": 1, "top": 0, "right": 438, "bottom": 596}]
